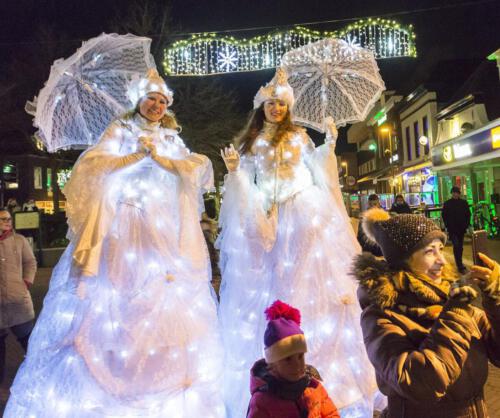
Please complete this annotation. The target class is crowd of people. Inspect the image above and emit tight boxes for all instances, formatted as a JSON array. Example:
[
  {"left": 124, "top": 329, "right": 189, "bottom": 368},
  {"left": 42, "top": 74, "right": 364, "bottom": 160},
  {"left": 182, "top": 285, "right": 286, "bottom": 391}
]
[{"left": 1, "top": 68, "right": 498, "bottom": 418}]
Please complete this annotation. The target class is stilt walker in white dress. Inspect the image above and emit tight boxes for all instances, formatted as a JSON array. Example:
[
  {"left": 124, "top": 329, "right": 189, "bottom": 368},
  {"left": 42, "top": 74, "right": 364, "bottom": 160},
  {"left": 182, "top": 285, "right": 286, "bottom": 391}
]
[
  {"left": 5, "top": 69, "right": 226, "bottom": 417},
  {"left": 217, "top": 68, "right": 378, "bottom": 418}
]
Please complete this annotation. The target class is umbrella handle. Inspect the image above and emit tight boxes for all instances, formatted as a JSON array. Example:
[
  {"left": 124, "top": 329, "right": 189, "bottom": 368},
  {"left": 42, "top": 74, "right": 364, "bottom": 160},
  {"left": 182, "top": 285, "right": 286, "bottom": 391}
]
[{"left": 324, "top": 117, "right": 338, "bottom": 142}]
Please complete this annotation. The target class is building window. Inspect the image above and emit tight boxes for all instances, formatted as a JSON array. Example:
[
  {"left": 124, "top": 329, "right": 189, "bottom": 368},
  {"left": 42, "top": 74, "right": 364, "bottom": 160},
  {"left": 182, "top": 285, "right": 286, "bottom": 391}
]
[
  {"left": 3, "top": 162, "right": 18, "bottom": 189},
  {"left": 414, "top": 121, "right": 420, "bottom": 158},
  {"left": 405, "top": 126, "right": 412, "bottom": 161},
  {"left": 423, "top": 116, "right": 430, "bottom": 155},
  {"left": 34, "top": 166, "right": 43, "bottom": 189}
]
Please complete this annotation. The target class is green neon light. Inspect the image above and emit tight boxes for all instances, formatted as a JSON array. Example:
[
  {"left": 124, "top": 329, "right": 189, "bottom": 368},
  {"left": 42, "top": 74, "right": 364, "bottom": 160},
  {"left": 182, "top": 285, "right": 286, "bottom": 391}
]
[{"left": 487, "top": 52, "right": 498, "bottom": 61}]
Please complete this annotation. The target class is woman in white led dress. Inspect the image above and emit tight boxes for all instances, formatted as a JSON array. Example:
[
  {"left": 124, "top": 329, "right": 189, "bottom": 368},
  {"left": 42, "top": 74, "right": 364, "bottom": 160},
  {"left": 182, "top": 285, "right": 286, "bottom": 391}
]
[
  {"left": 217, "top": 68, "right": 378, "bottom": 418},
  {"left": 5, "top": 70, "right": 225, "bottom": 417}
]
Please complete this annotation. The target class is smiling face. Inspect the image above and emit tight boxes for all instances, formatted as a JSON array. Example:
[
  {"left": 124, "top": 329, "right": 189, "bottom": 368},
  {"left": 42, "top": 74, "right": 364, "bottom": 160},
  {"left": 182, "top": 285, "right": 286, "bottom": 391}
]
[
  {"left": 263, "top": 99, "right": 288, "bottom": 124},
  {"left": 138, "top": 92, "right": 168, "bottom": 122},
  {"left": 269, "top": 352, "right": 306, "bottom": 382},
  {"left": 408, "top": 238, "right": 446, "bottom": 283}
]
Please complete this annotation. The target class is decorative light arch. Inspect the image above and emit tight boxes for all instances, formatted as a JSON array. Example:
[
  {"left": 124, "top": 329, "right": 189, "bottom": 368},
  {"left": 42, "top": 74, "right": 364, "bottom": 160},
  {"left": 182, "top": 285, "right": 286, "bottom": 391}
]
[{"left": 163, "top": 18, "right": 417, "bottom": 76}]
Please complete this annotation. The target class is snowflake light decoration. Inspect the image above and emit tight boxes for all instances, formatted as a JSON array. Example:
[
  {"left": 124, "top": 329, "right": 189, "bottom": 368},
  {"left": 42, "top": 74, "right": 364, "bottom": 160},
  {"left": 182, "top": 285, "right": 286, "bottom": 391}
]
[
  {"left": 217, "top": 48, "right": 238, "bottom": 72},
  {"left": 164, "top": 18, "right": 417, "bottom": 76}
]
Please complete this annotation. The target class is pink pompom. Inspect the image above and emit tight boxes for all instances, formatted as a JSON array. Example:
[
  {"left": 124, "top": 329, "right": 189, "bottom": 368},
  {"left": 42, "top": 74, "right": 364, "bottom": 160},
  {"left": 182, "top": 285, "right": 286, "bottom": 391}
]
[{"left": 264, "top": 300, "right": 301, "bottom": 325}]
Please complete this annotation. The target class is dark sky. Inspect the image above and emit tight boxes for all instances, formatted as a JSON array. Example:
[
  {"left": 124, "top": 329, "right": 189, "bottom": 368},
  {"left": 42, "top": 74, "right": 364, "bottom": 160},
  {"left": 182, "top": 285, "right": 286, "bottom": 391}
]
[
  {"left": 1, "top": 0, "right": 499, "bottom": 149},
  {"left": 2, "top": 0, "right": 498, "bottom": 85}
]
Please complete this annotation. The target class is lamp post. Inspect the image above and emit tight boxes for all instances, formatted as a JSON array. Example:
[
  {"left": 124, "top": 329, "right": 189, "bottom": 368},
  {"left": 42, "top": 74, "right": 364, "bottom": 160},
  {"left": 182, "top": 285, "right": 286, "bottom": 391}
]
[
  {"left": 341, "top": 161, "right": 348, "bottom": 178},
  {"left": 379, "top": 126, "right": 396, "bottom": 196},
  {"left": 340, "top": 161, "right": 348, "bottom": 190}
]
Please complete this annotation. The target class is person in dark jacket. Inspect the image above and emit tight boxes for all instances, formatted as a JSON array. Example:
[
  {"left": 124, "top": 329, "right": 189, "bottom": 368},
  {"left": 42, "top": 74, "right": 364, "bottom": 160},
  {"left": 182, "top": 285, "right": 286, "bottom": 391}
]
[
  {"left": 442, "top": 186, "right": 470, "bottom": 273},
  {"left": 352, "top": 208, "right": 500, "bottom": 418},
  {"left": 357, "top": 194, "right": 383, "bottom": 256},
  {"left": 389, "top": 194, "right": 412, "bottom": 214}
]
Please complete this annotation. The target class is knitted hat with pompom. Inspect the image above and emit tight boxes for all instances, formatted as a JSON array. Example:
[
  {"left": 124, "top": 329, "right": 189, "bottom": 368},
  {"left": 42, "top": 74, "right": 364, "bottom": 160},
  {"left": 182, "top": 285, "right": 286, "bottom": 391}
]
[
  {"left": 361, "top": 208, "right": 446, "bottom": 268},
  {"left": 263, "top": 300, "right": 307, "bottom": 363}
]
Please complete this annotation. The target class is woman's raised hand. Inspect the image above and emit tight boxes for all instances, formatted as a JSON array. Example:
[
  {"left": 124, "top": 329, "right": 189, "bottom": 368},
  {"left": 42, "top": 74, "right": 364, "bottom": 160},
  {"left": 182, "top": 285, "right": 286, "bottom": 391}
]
[
  {"left": 470, "top": 253, "right": 500, "bottom": 299},
  {"left": 324, "top": 117, "right": 338, "bottom": 144},
  {"left": 221, "top": 144, "right": 240, "bottom": 172}
]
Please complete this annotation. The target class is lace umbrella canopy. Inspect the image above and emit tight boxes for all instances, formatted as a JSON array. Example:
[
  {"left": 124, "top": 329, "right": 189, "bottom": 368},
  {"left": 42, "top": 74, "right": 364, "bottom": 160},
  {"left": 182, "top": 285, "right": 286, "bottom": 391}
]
[
  {"left": 26, "top": 33, "right": 155, "bottom": 152},
  {"left": 281, "top": 38, "right": 385, "bottom": 133}
]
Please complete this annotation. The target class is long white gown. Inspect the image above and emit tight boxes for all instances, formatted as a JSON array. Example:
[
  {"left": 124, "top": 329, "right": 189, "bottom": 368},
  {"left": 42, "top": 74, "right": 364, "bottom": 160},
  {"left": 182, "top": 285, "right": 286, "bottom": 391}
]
[
  {"left": 5, "top": 114, "right": 225, "bottom": 417},
  {"left": 217, "top": 122, "right": 378, "bottom": 418}
]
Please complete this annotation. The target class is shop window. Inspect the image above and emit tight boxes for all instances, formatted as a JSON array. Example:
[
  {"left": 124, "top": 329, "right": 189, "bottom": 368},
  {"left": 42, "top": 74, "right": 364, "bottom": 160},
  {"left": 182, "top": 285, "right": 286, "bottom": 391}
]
[
  {"left": 414, "top": 121, "right": 420, "bottom": 158},
  {"left": 34, "top": 166, "right": 43, "bottom": 190},
  {"left": 405, "top": 127, "right": 412, "bottom": 161},
  {"left": 423, "top": 116, "right": 430, "bottom": 155},
  {"left": 3, "top": 161, "right": 18, "bottom": 189}
]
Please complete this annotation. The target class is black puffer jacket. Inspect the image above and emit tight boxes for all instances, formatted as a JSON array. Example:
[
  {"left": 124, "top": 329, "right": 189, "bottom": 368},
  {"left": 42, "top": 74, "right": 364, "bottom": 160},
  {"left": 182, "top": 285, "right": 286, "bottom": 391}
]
[{"left": 442, "top": 198, "right": 470, "bottom": 233}]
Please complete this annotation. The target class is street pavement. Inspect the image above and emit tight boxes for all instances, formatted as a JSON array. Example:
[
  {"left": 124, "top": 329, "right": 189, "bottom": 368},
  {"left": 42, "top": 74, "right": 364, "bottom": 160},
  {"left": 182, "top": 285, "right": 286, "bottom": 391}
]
[{"left": 0, "top": 239, "right": 499, "bottom": 416}]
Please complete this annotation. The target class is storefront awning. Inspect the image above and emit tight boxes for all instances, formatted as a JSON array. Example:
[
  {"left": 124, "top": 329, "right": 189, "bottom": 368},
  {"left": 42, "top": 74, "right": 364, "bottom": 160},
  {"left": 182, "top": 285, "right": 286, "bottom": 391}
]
[
  {"left": 432, "top": 118, "right": 500, "bottom": 169},
  {"left": 357, "top": 166, "right": 394, "bottom": 183},
  {"left": 399, "top": 161, "right": 432, "bottom": 175},
  {"left": 357, "top": 173, "right": 379, "bottom": 183},
  {"left": 432, "top": 148, "right": 500, "bottom": 171}
]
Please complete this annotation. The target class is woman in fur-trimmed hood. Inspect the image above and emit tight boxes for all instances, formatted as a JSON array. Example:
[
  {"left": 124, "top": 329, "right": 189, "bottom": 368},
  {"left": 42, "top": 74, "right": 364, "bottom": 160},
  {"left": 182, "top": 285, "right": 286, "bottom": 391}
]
[{"left": 352, "top": 208, "right": 500, "bottom": 418}]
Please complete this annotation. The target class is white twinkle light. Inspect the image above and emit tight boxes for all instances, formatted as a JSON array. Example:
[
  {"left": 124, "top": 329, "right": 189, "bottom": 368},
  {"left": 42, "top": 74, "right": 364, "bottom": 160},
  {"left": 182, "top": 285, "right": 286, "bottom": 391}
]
[{"left": 164, "top": 19, "right": 416, "bottom": 75}]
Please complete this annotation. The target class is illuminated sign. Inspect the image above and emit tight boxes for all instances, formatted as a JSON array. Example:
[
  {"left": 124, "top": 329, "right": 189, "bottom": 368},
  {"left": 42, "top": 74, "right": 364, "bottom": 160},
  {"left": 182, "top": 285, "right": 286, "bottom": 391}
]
[
  {"left": 432, "top": 123, "right": 500, "bottom": 167},
  {"left": 377, "top": 114, "right": 387, "bottom": 126},
  {"left": 453, "top": 143, "right": 472, "bottom": 159},
  {"left": 443, "top": 146, "right": 453, "bottom": 162},
  {"left": 441, "top": 143, "right": 472, "bottom": 162},
  {"left": 492, "top": 126, "right": 500, "bottom": 149}
]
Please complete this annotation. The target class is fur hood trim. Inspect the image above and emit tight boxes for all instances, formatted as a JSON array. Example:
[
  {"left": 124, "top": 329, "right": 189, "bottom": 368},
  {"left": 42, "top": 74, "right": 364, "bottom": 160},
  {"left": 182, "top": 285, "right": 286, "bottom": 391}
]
[{"left": 351, "top": 253, "right": 458, "bottom": 310}]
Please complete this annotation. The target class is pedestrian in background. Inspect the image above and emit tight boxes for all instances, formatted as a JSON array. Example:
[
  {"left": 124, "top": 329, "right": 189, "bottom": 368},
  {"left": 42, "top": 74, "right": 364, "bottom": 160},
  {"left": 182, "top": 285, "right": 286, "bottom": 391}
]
[
  {"left": 22, "top": 199, "right": 38, "bottom": 212},
  {"left": 357, "top": 194, "right": 383, "bottom": 256},
  {"left": 442, "top": 186, "right": 470, "bottom": 274},
  {"left": 389, "top": 194, "right": 412, "bottom": 214},
  {"left": 5, "top": 199, "right": 21, "bottom": 216},
  {"left": 0, "top": 209, "right": 37, "bottom": 399}
]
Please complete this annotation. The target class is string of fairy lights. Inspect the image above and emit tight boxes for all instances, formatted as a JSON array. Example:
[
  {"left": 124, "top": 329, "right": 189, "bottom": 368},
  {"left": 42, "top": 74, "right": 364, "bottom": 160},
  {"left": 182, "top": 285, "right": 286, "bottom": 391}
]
[{"left": 163, "top": 18, "right": 417, "bottom": 76}]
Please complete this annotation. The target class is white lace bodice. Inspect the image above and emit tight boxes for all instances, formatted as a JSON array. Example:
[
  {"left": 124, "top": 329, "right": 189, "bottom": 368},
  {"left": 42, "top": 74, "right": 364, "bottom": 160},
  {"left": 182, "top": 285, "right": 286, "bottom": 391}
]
[{"left": 245, "top": 122, "right": 315, "bottom": 209}]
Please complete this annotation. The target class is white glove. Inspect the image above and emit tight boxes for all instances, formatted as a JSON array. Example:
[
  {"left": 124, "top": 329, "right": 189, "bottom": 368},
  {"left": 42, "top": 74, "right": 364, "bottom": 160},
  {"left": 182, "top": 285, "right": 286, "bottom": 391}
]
[
  {"left": 220, "top": 144, "right": 240, "bottom": 172},
  {"left": 138, "top": 136, "right": 155, "bottom": 154},
  {"left": 324, "top": 117, "right": 338, "bottom": 144}
]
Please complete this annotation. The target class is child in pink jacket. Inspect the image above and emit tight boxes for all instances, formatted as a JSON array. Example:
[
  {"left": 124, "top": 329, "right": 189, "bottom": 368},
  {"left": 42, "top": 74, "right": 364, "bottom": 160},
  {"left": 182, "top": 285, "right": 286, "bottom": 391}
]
[{"left": 247, "top": 300, "right": 340, "bottom": 418}]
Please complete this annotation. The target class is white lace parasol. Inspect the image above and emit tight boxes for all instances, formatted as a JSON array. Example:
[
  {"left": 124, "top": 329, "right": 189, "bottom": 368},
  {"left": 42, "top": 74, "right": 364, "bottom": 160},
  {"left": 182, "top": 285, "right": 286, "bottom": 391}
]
[
  {"left": 281, "top": 38, "right": 385, "bottom": 133},
  {"left": 26, "top": 33, "right": 155, "bottom": 152}
]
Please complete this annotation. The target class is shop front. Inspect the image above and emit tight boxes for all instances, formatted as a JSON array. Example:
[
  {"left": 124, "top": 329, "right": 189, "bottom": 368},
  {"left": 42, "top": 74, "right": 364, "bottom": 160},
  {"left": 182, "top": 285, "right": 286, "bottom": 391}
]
[
  {"left": 432, "top": 119, "right": 500, "bottom": 236},
  {"left": 399, "top": 162, "right": 439, "bottom": 208}
]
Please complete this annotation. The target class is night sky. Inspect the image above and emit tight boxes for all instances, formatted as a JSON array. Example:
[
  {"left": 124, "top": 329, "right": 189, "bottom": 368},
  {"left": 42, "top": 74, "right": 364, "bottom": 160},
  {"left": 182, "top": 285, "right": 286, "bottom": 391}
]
[{"left": 1, "top": 0, "right": 499, "bottom": 150}]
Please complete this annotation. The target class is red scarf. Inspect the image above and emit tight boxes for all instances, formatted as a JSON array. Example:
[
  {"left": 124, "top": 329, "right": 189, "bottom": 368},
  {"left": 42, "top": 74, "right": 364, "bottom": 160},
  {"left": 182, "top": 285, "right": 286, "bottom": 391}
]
[{"left": 0, "top": 230, "right": 13, "bottom": 241}]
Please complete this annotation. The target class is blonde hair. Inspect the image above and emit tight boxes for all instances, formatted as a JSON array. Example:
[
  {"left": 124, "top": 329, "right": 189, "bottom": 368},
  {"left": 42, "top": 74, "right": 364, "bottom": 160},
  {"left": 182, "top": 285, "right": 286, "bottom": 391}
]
[{"left": 122, "top": 102, "right": 181, "bottom": 132}]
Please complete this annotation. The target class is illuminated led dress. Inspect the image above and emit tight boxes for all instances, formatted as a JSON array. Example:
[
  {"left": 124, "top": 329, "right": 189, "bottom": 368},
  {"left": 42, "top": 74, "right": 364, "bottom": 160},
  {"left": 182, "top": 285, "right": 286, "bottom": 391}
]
[
  {"left": 217, "top": 122, "right": 378, "bottom": 417},
  {"left": 5, "top": 114, "right": 225, "bottom": 417}
]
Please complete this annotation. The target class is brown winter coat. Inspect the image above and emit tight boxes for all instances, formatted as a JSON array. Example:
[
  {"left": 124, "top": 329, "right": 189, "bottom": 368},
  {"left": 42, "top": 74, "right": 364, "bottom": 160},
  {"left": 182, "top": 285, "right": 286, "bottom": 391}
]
[
  {"left": 0, "top": 232, "right": 37, "bottom": 328},
  {"left": 352, "top": 253, "right": 500, "bottom": 418}
]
